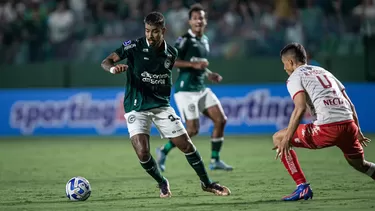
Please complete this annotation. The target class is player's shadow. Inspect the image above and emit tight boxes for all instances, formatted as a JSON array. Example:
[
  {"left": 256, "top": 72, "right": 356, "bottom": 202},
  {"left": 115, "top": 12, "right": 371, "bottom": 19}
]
[
  {"left": 92, "top": 194, "right": 211, "bottom": 202},
  {"left": 0, "top": 196, "right": 158, "bottom": 206},
  {"left": 0, "top": 200, "right": 68, "bottom": 206},
  {"left": 1, "top": 195, "right": 371, "bottom": 207},
  {"left": 0, "top": 194, "right": 212, "bottom": 206},
  {"left": 169, "top": 199, "right": 282, "bottom": 208}
]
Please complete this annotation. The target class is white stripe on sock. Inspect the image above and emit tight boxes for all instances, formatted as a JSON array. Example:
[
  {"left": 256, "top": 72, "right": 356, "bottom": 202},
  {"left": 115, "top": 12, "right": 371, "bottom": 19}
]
[
  {"left": 139, "top": 156, "right": 152, "bottom": 164},
  {"left": 366, "top": 162, "right": 375, "bottom": 176},
  {"left": 185, "top": 148, "right": 197, "bottom": 156},
  {"left": 211, "top": 137, "right": 224, "bottom": 142}
]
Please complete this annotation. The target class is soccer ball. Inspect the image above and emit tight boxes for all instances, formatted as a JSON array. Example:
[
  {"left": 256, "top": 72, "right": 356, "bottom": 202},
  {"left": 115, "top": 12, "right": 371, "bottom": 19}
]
[{"left": 65, "top": 176, "right": 91, "bottom": 201}]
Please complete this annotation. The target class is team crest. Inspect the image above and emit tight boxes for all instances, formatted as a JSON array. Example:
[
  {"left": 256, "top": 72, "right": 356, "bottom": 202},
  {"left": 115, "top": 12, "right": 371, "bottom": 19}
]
[
  {"left": 127, "top": 114, "right": 136, "bottom": 124},
  {"left": 164, "top": 59, "right": 171, "bottom": 69},
  {"left": 188, "top": 104, "right": 196, "bottom": 112}
]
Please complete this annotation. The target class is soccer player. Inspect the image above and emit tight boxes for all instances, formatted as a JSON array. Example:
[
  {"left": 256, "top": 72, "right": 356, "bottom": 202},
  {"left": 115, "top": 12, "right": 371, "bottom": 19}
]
[
  {"left": 273, "top": 43, "right": 374, "bottom": 201},
  {"left": 101, "top": 11, "right": 230, "bottom": 198},
  {"left": 156, "top": 4, "right": 233, "bottom": 172}
]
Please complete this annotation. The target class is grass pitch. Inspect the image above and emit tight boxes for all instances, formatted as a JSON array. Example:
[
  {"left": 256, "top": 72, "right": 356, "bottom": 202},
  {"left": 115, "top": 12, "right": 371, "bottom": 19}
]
[{"left": 0, "top": 135, "right": 374, "bottom": 211}]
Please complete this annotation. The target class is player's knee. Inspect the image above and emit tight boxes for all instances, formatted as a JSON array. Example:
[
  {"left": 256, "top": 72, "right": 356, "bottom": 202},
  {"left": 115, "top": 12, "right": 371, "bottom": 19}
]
[
  {"left": 171, "top": 133, "right": 196, "bottom": 153},
  {"left": 181, "top": 142, "right": 196, "bottom": 153},
  {"left": 213, "top": 117, "right": 227, "bottom": 128},
  {"left": 178, "top": 138, "right": 196, "bottom": 153},
  {"left": 188, "top": 130, "right": 198, "bottom": 137},
  {"left": 346, "top": 158, "right": 368, "bottom": 173},
  {"left": 130, "top": 135, "right": 150, "bottom": 162},
  {"left": 134, "top": 142, "right": 150, "bottom": 161},
  {"left": 187, "top": 127, "right": 199, "bottom": 138}
]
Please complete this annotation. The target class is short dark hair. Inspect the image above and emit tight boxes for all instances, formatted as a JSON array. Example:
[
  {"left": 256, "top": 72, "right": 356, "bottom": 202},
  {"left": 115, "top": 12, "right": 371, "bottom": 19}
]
[
  {"left": 144, "top": 11, "right": 165, "bottom": 28},
  {"left": 189, "top": 3, "right": 205, "bottom": 19},
  {"left": 280, "top": 43, "right": 307, "bottom": 63}
]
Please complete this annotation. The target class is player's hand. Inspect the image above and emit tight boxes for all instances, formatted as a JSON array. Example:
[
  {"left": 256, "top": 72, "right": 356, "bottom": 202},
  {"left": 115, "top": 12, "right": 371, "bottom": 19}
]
[
  {"left": 110, "top": 64, "right": 128, "bottom": 74},
  {"left": 191, "top": 61, "right": 209, "bottom": 70},
  {"left": 207, "top": 72, "right": 223, "bottom": 83},
  {"left": 273, "top": 137, "right": 292, "bottom": 160},
  {"left": 357, "top": 132, "right": 371, "bottom": 147}
]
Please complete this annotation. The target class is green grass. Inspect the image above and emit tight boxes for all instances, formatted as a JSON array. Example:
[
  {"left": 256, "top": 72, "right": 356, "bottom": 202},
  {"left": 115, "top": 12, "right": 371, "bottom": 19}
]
[{"left": 0, "top": 135, "right": 374, "bottom": 211}]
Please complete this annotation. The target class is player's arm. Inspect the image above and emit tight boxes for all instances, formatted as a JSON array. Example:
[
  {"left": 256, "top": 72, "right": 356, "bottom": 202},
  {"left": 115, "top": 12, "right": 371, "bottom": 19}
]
[
  {"left": 334, "top": 76, "right": 363, "bottom": 133},
  {"left": 342, "top": 91, "right": 360, "bottom": 128},
  {"left": 101, "top": 52, "right": 126, "bottom": 73},
  {"left": 284, "top": 76, "right": 306, "bottom": 140},
  {"left": 342, "top": 90, "right": 371, "bottom": 145},
  {"left": 101, "top": 40, "right": 135, "bottom": 74},
  {"left": 275, "top": 88, "right": 306, "bottom": 160},
  {"left": 174, "top": 59, "right": 208, "bottom": 70},
  {"left": 284, "top": 92, "right": 307, "bottom": 140},
  {"left": 173, "top": 36, "right": 208, "bottom": 70}
]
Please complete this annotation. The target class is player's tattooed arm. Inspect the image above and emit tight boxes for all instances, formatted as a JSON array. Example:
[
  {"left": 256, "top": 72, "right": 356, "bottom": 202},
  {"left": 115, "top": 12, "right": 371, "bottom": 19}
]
[
  {"left": 101, "top": 52, "right": 121, "bottom": 72},
  {"left": 101, "top": 52, "right": 128, "bottom": 74}
]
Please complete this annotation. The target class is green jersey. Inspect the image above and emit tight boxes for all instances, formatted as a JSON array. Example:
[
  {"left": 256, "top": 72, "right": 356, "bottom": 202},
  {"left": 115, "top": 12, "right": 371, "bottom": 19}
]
[
  {"left": 114, "top": 37, "right": 178, "bottom": 112},
  {"left": 174, "top": 29, "right": 210, "bottom": 93}
]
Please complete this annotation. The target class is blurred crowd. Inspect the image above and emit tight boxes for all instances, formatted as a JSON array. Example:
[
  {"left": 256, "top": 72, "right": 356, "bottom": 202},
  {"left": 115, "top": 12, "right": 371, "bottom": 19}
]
[{"left": 0, "top": 0, "right": 374, "bottom": 65}]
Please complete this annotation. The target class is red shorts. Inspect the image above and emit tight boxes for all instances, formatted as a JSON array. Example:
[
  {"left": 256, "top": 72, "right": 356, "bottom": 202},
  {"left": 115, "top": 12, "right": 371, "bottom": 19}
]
[{"left": 291, "top": 120, "right": 364, "bottom": 159}]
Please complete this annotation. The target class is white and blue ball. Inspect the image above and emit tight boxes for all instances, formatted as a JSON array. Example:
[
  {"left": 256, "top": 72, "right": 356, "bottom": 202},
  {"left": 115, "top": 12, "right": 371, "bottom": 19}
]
[{"left": 65, "top": 176, "right": 91, "bottom": 201}]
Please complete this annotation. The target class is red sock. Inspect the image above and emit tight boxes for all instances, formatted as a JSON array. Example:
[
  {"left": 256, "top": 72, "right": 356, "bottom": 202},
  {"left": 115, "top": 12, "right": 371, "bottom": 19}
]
[{"left": 281, "top": 149, "right": 307, "bottom": 185}]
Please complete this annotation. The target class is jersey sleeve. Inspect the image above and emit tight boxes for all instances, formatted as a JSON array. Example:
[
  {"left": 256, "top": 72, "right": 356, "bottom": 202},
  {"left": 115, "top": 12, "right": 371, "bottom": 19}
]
[
  {"left": 114, "top": 40, "right": 137, "bottom": 60},
  {"left": 170, "top": 47, "right": 178, "bottom": 67},
  {"left": 287, "top": 74, "right": 304, "bottom": 100},
  {"left": 174, "top": 36, "right": 188, "bottom": 60}
]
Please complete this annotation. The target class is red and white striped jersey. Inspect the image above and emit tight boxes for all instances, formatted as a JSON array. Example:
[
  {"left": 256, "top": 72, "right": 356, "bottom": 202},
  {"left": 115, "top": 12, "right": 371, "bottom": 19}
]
[{"left": 287, "top": 65, "right": 353, "bottom": 125}]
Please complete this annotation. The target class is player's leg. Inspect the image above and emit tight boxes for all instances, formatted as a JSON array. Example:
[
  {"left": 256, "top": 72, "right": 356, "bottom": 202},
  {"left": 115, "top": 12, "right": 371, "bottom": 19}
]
[
  {"left": 130, "top": 134, "right": 171, "bottom": 197},
  {"left": 200, "top": 88, "right": 232, "bottom": 171},
  {"left": 272, "top": 125, "right": 314, "bottom": 201},
  {"left": 153, "top": 106, "right": 230, "bottom": 196},
  {"left": 125, "top": 111, "right": 171, "bottom": 198},
  {"left": 171, "top": 133, "right": 231, "bottom": 196},
  {"left": 336, "top": 122, "right": 375, "bottom": 180},
  {"left": 272, "top": 128, "right": 308, "bottom": 185},
  {"left": 345, "top": 157, "right": 375, "bottom": 180},
  {"left": 156, "top": 92, "right": 199, "bottom": 172}
]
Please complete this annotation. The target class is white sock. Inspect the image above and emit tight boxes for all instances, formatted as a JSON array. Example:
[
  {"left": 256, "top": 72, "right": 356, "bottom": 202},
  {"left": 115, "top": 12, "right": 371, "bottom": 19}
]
[{"left": 365, "top": 162, "right": 375, "bottom": 177}]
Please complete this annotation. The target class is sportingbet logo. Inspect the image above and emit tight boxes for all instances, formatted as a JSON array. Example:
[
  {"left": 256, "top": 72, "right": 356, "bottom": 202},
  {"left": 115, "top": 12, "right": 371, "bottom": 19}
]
[
  {"left": 8, "top": 88, "right": 312, "bottom": 135},
  {"left": 10, "top": 93, "right": 125, "bottom": 135},
  {"left": 199, "top": 89, "right": 308, "bottom": 132}
]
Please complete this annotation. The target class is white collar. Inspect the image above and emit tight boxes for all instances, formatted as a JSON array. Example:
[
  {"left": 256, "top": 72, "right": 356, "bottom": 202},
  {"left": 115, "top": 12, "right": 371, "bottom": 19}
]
[
  {"left": 145, "top": 38, "right": 168, "bottom": 53},
  {"left": 188, "top": 29, "right": 196, "bottom": 37}
]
